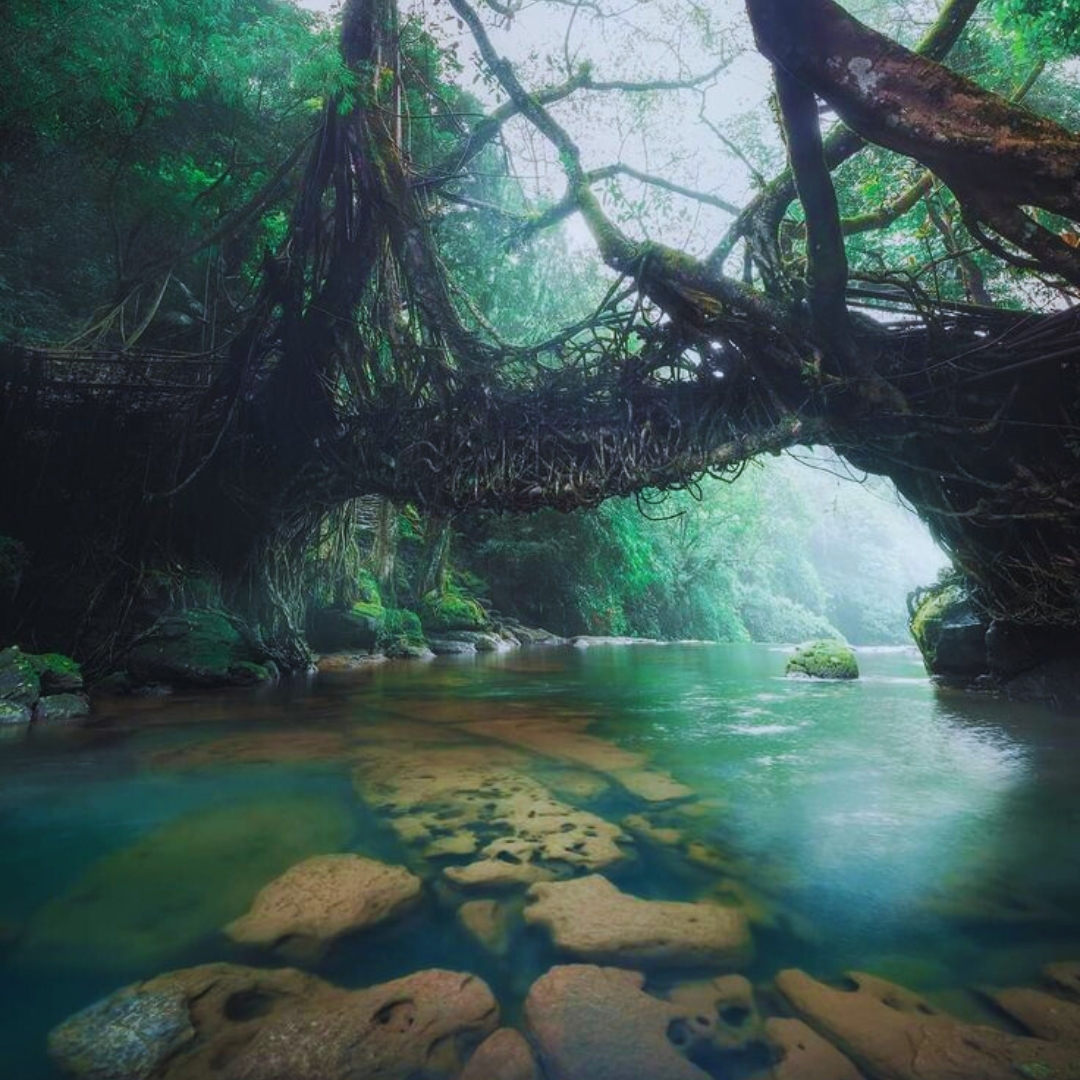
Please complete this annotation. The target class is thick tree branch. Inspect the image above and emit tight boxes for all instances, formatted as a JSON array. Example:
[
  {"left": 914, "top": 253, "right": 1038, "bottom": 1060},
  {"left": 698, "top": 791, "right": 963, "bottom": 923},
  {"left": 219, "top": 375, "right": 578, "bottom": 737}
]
[
  {"left": 744, "top": 0, "right": 1080, "bottom": 285},
  {"left": 710, "top": 0, "right": 981, "bottom": 272},
  {"left": 774, "top": 67, "right": 854, "bottom": 370}
]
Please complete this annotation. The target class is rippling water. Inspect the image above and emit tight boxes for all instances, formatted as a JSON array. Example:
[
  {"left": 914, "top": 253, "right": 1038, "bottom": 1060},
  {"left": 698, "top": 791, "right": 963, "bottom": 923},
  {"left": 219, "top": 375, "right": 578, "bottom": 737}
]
[{"left": 2, "top": 643, "right": 1079, "bottom": 1077}]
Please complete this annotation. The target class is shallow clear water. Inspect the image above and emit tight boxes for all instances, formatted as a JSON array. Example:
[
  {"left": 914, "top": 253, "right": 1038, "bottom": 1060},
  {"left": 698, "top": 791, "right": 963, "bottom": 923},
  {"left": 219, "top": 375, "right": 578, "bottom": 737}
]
[{"left": 2, "top": 643, "right": 1079, "bottom": 1077}]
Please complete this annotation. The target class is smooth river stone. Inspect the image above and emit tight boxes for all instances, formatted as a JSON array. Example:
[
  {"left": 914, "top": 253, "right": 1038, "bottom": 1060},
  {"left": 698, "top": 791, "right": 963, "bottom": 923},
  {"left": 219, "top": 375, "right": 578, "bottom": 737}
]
[
  {"left": 776, "top": 968, "right": 1080, "bottom": 1080},
  {"left": 990, "top": 985, "right": 1080, "bottom": 1043},
  {"left": 50, "top": 962, "right": 499, "bottom": 1080},
  {"left": 224, "top": 853, "right": 422, "bottom": 962},
  {"left": 523, "top": 875, "right": 751, "bottom": 969},
  {"left": 523, "top": 965, "right": 711, "bottom": 1080},
  {"left": 460, "top": 1028, "right": 540, "bottom": 1080}
]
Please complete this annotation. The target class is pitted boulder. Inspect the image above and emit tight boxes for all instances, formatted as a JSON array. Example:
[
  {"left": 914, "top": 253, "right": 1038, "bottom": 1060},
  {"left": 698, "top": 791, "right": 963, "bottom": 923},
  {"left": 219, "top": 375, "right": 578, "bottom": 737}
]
[
  {"left": 224, "top": 854, "right": 422, "bottom": 962},
  {"left": 523, "top": 965, "right": 711, "bottom": 1080},
  {"left": 50, "top": 963, "right": 499, "bottom": 1080},
  {"left": 524, "top": 875, "right": 751, "bottom": 969},
  {"left": 776, "top": 968, "right": 1080, "bottom": 1080}
]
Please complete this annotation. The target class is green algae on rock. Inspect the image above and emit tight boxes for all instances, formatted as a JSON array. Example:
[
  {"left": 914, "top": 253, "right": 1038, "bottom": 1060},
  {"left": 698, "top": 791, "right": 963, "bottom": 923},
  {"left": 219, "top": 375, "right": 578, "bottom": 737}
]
[
  {"left": 785, "top": 639, "right": 858, "bottom": 680},
  {"left": 122, "top": 609, "right": 276, "bottom": 688}
]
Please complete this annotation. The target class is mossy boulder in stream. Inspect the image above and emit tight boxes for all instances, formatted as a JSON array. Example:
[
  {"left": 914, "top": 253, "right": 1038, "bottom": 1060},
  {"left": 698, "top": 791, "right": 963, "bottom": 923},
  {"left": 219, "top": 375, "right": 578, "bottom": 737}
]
[
  {"left": 1, "top": 645, "right": 88, "bottom": 725},
  {"left": 785, "top": 640, "right": 859, "bottom": 680},
  {"left": 123, "top": 609, "right": 276, "bottom": 687},
  {"left": 909, "top": 577, "right": 987, "bottom": 678},
  {"left": 420, "top": 588, "right": 488, "bottom": 633}
]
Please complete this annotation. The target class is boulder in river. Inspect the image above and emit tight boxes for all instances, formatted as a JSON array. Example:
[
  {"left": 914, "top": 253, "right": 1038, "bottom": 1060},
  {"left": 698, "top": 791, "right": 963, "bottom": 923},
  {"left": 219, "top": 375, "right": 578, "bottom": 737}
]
[
  {"left": 785, "top": 639, "right": 858, "bottom": 679},
  {"left": 523, "top": 964, "right": 713, "bottom": 1080},
  {"left": 224, "top": 853, "right": 423, "bottom": 962},
  {"left": 775, "top": 967, "right": 1080, "bottom": 1080},
  {"left": 50, "top": 963, "right": 499, "bottom": 1080},
  {"left": 523, "top": 874, "right": 751, "bottom": 969}
]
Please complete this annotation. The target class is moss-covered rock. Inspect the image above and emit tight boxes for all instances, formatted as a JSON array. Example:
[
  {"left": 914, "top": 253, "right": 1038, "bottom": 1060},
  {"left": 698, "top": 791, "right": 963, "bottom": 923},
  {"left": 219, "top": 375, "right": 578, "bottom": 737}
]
[
  {"left": 786, "top": 639, "right": 859, "bottom": 680},
  {"left": 28, "top": 652, "right": 83, "bottom": 693},
  {"left": 420, "top": 589, "right": 488, "bottom": 633},
  {"left": 909, "top": 578, "right": 987, "bottom": 677},
  {"left": 123, "top": 610, "right": 275, "bottom": 688},
  {"left": 308, "top": 602, "right": 385, "bottom": 653},
  {"left": 0, "top": 699, "right": 32, "bottom": 725},
  {"left": 0, "top": 645, "right": 41, "bottom": 706},
  {"left": 34, "top": 692, "right": 91, "bottom": 723},
  {"left": 378, "top": 607, "right": 431, "bottom": 658}
]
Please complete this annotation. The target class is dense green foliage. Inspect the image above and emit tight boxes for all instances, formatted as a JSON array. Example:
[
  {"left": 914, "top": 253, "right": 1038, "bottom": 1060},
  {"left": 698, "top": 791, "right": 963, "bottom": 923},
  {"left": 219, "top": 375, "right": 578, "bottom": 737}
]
[
  {"left": 0, "top": 0, "right": 347, "bottom": 342},
  {"left": 460, "top": 452, "right": 945, "bottom": 644}
]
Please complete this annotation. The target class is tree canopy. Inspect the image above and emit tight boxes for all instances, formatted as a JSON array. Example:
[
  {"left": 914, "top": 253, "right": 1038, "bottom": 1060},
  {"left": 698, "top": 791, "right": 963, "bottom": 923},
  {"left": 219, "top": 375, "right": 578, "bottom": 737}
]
[{"left": 2, "top": 0, "right": 1079, "bottom": 659}]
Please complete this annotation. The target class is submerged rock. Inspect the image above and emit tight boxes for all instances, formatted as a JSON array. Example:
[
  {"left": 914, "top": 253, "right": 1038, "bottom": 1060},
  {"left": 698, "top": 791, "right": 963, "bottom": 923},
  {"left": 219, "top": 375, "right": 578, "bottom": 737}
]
[
  {"left": 763, "top": 1017, "right": 866, "bottom": 1080},
  {"left": 49, "top": 988, "right": 195, "bottom": 1080},
  {"left": 457, "top": 898, "right": 518, "bottom": 956},
  {"left": 666, "top": 974, "right": 763, "bottom": 1053},
  {"left": 459, "top": 715, "right": 693, "bottom": 802},
  {"left": 775, "top": 967, "right": 1080, "bottom": 1080},
  {"left": 352, "top": 744, "right": 630, "bottom": 886},
  {"left": 224, "top": 854, "right": 422, "bottom": 963},
  {"left": 523, "top": 875, "right": 752, "bottom": 970},
  {"left": 785, "top": 640, "right": 858, "bottom": 680},
  {"left": 50, "top": 963, "right": 499, "bottom": 1080},
  {"left": 524, "top": 965, "right": 710, "bottom": 1080},
  {"left": 460, "top": 1028, "right": 540, "bottom": 1080}
]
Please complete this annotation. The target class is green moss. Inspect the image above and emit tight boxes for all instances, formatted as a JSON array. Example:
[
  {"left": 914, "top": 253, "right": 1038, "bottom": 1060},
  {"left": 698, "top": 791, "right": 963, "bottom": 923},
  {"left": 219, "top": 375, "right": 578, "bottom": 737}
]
[
  {"left": 125, "top": 610, "right": 272, "bottom": 687},
  {"left": 909, "top": 579, "right": 966, "bottom": 668},
  {"left": 355, "top": 568, "right": 382, "bottom": 606},
  {"left": 786, "top": 639, "right": 859, "bottom": 679},
  {"left": 420, "top": 589, "right": 488, "bottom": 632},
  {"left": 28, "top": 652, "right": 83, "bottom": 692}
]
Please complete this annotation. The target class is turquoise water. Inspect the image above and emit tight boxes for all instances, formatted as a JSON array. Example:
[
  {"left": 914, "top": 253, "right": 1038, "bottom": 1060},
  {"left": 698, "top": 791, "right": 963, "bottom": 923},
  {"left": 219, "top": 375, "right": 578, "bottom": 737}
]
[{"left": 2, "top": 643, "right": 1079, "bottom": 1076}]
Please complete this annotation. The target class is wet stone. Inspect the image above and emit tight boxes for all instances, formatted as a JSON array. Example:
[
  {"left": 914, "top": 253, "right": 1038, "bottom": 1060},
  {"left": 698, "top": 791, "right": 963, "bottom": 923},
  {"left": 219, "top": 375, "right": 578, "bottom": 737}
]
[
  {"left": 50, "top": 963, "right": 499, "bottom": 1080},
  {"left": 353, "top": 745, "right": 630, "bottom": 888},
  {"left": 763, "top": 1017, "right": 867, "bottom": 1080},
  {"left": 49, "top": 988, "right": 195, "bottom": 1080},
  {"left": 460, "top": 1028, "right": 540, "bottom": 1080},
  {"left": 523, "top": 875, "right": 752, "bottom": 970},
  {"left": 776, "top": 968, "right": 1080, "bottom": 1080},
  {"left": 524, "top": 965, "right": 711, "bottom": 1080},
  {"left": 457, "top": 898, "right": 518, "bottom": 956},
  {"left": 224, "top": 853, "right": 422, "bottom": 963}
]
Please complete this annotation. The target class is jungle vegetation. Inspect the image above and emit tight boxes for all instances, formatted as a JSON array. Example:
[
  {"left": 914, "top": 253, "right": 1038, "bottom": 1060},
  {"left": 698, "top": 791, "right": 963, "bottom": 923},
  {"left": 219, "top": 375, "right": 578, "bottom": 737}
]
[{"left": 0, "top": 0, "right": 1077, "bottom": 666}]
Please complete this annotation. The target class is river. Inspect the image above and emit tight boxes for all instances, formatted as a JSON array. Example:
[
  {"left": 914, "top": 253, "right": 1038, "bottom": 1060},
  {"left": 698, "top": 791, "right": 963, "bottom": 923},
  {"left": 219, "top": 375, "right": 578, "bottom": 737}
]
[{"left": 2, "top": 642, "right": 1079, "bottom": 1078}]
